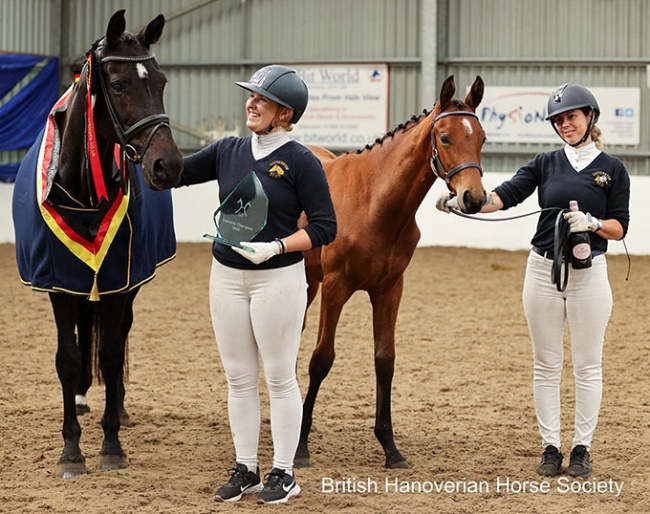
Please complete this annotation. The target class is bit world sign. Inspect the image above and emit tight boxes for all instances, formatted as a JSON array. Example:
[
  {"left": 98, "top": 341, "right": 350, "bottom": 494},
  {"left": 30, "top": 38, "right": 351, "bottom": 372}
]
[{"left": 289, "top": 63, "right": 389, "bottom": 150}]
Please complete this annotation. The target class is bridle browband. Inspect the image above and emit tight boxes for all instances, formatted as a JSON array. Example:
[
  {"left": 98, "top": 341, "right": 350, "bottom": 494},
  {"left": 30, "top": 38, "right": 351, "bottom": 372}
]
[
  {"left": 429, "top": 110, "right": 483, "bottom": 192},
  {"left": 89, "top": 47, "right": 171, "bottom": 163}
]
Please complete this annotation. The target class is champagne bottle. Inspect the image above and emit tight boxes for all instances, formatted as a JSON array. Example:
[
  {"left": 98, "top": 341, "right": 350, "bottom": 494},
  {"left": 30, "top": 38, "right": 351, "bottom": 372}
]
[{"left": 568, "top": 200, "right": 592, "bottom": 269}]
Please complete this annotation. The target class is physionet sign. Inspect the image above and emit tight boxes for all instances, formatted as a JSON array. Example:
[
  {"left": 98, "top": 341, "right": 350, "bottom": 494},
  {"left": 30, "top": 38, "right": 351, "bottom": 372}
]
[
  {"left": 478, "top": 86, "right": 640, "bottom": 146},
  {"left": 289, "top": 64, "right": 389, "bottom": 150}
]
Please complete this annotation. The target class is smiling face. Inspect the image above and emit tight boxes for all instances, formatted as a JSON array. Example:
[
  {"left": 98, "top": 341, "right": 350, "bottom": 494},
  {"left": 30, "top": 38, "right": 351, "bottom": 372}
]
[
  {"left": 245, "top": 92, "right": 292, "bottom": 134},
  {"left": 550, "top": 108, "right": 592, "bottom": 147}
]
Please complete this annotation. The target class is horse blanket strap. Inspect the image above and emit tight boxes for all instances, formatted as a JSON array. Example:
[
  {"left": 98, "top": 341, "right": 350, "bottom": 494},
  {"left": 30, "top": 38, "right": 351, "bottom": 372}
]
[{"left": 12, "top": 89, "right": 176, "bottom": 300}]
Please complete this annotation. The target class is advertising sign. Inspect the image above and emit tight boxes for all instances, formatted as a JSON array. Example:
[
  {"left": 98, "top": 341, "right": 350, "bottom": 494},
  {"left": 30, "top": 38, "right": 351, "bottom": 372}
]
[
  {"left": 289, "top": 64, "right": 389, "bottom": 150},
  {"left": 478, "top": 86, "right": 640, "bottom": 145}
]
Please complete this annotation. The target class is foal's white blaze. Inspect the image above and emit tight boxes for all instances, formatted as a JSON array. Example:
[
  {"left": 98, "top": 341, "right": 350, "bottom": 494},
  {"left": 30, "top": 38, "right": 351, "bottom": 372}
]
[
  {"left": 136, "top": 63, "right": 148, "bottom": 79},
  {"left": 461, "top": 118, "right": 473, "bottom": 135}
]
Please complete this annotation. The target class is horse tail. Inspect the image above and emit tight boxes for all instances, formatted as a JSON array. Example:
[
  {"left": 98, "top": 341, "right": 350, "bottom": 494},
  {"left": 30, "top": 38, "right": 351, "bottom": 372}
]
[{"left": 90, "top": 302, "right": 130, "bottom": 385}]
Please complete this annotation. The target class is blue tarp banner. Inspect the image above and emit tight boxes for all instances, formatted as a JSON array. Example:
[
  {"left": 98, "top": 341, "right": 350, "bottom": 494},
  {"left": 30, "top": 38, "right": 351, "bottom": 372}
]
[
  {"left": 0, "top": 163, "right": 20, "bottom": 182},
  {"left": 0, "top": 53, "right": 59, "bottom": 182}
]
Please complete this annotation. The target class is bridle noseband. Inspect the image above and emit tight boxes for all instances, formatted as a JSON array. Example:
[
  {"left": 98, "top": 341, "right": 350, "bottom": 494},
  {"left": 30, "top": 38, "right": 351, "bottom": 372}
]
[
  {"left": 429, "top": 110, "right": 483, "bottom": 191},
  {"left": 90, "top": 50, "right": 171, "bottom": 163}
]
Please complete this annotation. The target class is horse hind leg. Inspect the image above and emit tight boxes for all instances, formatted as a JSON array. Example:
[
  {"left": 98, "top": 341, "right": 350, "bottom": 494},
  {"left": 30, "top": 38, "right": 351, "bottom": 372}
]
[
  {"left": 295, "top": 279, "right": 352, "bottom": 468},
  {"left": 75, "top": 305, "right": 94, "bottom": 416},
  {"left": 116, "top": 289, "right": 138, "bottom": 428}
]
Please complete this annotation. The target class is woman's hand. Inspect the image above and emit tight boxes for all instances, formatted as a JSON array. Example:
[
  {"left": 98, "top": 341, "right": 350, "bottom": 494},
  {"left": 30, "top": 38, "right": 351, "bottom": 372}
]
[
  {"left": 232, "top": 241, "right": 282, "bottom": 264},
  {"left": 435, "top": 193, "right": 459, "bottom": 213}
]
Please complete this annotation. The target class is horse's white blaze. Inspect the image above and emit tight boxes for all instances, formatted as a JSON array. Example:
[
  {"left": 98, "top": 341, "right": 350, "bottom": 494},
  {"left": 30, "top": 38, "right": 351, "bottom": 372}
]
[
  {"left": 136, "top": 63, "right": 148, "bottom": 79},
  {"left": 461, "top": 118, "right": 473, "bottom": 135}
]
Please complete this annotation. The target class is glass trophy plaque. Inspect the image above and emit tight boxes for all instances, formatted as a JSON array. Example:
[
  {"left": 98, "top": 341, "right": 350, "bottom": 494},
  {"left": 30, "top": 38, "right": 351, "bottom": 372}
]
[{"left": 203, "top": 171, "right": 269, "bottom": 249}]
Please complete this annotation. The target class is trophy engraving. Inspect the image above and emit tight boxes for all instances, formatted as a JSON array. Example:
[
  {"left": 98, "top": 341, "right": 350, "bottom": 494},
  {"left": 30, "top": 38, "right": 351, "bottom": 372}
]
[{"left": 203, "top": 171, "right": 268, "bottom": 248}]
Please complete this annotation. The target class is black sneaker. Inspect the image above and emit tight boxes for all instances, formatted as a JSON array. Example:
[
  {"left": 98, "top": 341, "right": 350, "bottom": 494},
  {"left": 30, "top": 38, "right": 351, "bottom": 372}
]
[
  {"left": 214, "top": 463, "right": 263, "bottom": 502},
  {"left": 536, "top": 445, "right": 563, "bottom": 476},
  {"left": 566, "top": 445, "right": 592, "bottom": 478},
  {"left": 257, "top": 468, "right": 301, "bottom": 504}
]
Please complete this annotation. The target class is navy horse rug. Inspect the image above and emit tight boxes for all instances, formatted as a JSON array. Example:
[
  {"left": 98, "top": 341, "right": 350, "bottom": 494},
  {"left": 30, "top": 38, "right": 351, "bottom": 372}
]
[{"left": 12, "top": 86, "right": 176, "bottom": 299}]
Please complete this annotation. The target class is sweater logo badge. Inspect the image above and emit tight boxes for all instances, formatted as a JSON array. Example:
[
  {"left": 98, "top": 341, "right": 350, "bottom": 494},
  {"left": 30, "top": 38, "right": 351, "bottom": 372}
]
[
  {"left": 269, "top": 160, "right": 288, "bottom": 179},
  {"left": 592, "top": 171, "right": 611, "bottom": 188}
]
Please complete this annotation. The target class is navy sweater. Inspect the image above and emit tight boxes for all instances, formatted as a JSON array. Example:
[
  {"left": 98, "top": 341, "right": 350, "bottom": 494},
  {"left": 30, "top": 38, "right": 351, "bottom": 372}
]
[
  {"left": 179, "top": 136, "right": 337, "bottom": 270},
  {"left": 494, "top": 149, "right": 630, "bottom": 254}
]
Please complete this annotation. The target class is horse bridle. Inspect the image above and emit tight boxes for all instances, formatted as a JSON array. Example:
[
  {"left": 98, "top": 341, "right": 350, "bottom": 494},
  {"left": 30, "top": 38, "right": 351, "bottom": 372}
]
[
  {"left": 91, "top": 50, "right": 171, "bottom": 163},
  {"left": 429, "top": 110, "right": 483, "bottom": 192}
]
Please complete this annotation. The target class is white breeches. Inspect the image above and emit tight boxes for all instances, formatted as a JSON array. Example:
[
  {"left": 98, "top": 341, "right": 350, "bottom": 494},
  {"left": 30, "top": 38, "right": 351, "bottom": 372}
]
[
  {"left": 522, "top": 251, "right": 612, "bottom": 451},
  {"left": 209, "top": 257, "right": 308, "bottom": 472}
]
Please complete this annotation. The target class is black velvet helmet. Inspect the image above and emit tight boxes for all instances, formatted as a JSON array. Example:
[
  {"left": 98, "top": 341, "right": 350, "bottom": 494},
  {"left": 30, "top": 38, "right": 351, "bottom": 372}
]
[
  {"left": 546, "top": 83, "right": 600, "bottom": 146},
  {"left": 236, "top": 65, "right": 309, "bottom": 124}
]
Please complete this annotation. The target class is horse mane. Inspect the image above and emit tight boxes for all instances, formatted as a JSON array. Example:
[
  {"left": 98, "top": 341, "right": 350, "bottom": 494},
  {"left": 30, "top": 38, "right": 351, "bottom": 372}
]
[{"left": 350, "top": 99, "right": 468, "bottom": 155}]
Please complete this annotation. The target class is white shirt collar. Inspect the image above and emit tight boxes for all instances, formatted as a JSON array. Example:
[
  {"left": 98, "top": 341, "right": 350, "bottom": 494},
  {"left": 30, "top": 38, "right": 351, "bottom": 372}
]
[
  {"left": 250, "top": 130, "right": 291, "bottom": 160},
  {"left": 563, "top": 142, "right": 601, "bottom": 172}
]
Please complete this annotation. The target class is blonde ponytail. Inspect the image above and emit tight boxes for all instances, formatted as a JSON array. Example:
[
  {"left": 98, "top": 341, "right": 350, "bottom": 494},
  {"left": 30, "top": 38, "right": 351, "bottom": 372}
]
[{"left": 591, "top": 125, "right": 604, "bottom": 150}]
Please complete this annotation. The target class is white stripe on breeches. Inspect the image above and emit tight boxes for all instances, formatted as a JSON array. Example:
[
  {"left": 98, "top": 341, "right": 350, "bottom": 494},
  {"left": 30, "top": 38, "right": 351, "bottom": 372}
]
[
  {"left": 209, "top": 257, "right": 308, "bottom": 472},
  {"left": 523, "top": 251, "right": 612, "bottom": 451}
]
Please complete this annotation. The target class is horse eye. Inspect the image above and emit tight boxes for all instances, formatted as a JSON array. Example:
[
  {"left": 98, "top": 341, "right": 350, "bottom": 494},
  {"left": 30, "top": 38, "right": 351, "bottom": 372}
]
[
  {"left": 483, "top": 137, "right": 488, "bottom": 145},
  {"left": 111, "top": 81, "right": 125, "bottom": 94},
  {"left": 440, "top": 134, "right": 450, "bottom": 145}
]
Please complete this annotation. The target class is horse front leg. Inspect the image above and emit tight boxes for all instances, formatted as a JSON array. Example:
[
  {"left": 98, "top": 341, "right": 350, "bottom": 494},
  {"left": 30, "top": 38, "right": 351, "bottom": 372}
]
[
  {"left": 49, "top": 294, "right": 87, "bottom": 478},
  {"left": 295, "top": 277, "right": 352, "bottom": 468},
  {"left": 96, "top": 295, "right": 130, "bottom": 471},
  {"left": 370, "top": 278, "right": 408, "bottom": 469}
]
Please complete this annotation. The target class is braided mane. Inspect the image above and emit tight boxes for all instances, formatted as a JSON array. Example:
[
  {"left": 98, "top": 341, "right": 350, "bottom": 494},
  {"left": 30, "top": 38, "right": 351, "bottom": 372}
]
[{"left": 349, "top": 99, "right": 468, "bottom": 155}]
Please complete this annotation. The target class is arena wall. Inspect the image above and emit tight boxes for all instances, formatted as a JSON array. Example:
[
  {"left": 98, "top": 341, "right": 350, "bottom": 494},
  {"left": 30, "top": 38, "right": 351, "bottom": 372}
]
[{"left": 2, "top": 174, "right": 648, "bottom": 255}]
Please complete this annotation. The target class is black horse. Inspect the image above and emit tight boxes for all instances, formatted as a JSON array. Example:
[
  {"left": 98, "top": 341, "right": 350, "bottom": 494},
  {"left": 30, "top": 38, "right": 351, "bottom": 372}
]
[{"left": 12, "top": 10, "right": 182, "bottom": 478}]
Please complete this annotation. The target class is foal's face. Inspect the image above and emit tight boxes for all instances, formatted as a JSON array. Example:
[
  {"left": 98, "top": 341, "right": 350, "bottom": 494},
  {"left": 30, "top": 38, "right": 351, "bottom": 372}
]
[{"left": 435, "top": 112, "right": 487, "bottom": 214}]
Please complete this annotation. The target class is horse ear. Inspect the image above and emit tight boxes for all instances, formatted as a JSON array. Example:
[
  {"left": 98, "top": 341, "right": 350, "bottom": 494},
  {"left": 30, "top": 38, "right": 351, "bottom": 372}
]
[
  {"left": 438, "top": 75, "right": 456, "bottom": 110},
  {"left": 140, "top": 14, "right": 165, "bottom": 48},
  {"left": 464, "top": 75, "right": 485, "bottom": 111},
  {"left": 105, "top": 9, "right": 126, "bottom": 48}
]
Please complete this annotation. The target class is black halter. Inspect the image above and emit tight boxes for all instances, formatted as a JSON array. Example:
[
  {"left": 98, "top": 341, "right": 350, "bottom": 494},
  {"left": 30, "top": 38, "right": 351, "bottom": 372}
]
[
  {"left": 92, "top": 51, "right": 171, "bottom": 163},
  {"left": 429, "top": 110, "right": 483, "bottom": 191}
]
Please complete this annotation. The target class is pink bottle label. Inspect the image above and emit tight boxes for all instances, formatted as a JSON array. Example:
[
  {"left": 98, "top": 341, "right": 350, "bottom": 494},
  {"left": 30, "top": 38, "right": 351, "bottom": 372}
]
[{"left": 573, "top": 243, "right": 591, "bottom": 260}]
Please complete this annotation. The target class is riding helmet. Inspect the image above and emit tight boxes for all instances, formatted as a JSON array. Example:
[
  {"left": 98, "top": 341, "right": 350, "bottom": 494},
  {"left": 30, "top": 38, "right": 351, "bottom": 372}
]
[
  {"left": 545, "top": 83, "right": 600, "bottom": 146},
  {"left": 545, "top": 83, "right": 600, "bottom": 123},
  {"left": 236, "top": 65, "right": 309, "bottom": 124}
]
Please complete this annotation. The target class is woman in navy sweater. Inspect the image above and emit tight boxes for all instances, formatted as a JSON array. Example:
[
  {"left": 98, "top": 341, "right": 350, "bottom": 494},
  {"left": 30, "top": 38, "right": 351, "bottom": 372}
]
[
  {"left": 437, "top": 84, "right": 630, "bottom": 479},
  {"left": 179, "top": 65, "right": 336, "bottom": 504}
]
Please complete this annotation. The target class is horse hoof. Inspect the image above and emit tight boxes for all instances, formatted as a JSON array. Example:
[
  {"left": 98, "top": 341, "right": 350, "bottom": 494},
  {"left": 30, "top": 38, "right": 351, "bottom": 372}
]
[
  {"left": 56, "top": 461, "right": 87, "bottom": 479},
  {"left": 294, "top": 456, "right": 311, "bottom": 469},
  {"left": 76, "top": 404, "right": 91, "bottom": 416},
  {"left": 98, "top": 453, "right": 128, "bottom": 471},
  {"left": 386, "top": 458, "right": 409, "bottom": 469}
]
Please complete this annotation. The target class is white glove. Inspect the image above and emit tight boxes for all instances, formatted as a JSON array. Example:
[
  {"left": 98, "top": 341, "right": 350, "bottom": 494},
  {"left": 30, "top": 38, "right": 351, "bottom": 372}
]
[
  {"left": 563, "top": 210, "right": 601, "bottom": 233},
  {"left": 435, "top": 193, "right": 459, "bottom": 213},
  {"left": 232, "top": 241, "right": 282, "bottom": 265}
]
